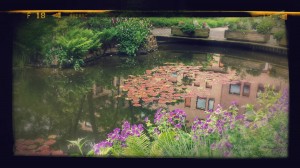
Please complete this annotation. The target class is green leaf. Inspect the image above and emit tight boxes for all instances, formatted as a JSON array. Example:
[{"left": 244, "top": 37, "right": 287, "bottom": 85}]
[{"left": 123, "top": 133, "right": 151, "bottom": 157}]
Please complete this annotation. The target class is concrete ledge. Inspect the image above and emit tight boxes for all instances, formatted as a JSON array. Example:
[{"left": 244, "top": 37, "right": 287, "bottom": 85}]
[{"left": 156, "top": 35, "right": 287, "bottom": 55}]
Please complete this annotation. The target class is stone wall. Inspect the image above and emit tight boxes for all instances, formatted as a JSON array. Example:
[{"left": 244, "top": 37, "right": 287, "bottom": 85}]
[
  {"left": 171, "top": 27, "right": 210, "bottom": 38},
  {"left": 224, "top": 30, "right": 270, "bottom": 43},
  {"left": 138, "top": 34, "right": 158, "bottom": 54}
]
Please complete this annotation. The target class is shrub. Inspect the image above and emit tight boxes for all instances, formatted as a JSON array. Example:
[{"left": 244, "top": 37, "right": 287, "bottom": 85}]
[
  {"left": 115, "top": 18, "right": 151, "bottom": 57},
  {"left": 228, "top": 18, "right": 252, "bottom": 31},
  {"left": 274, "top": 30, "right": 286, "bottom": 41},
  {"left": 99, "top": 28, "right": 118, "bottom": 54},
  {"left": 47, "top": 28, "right": 102, "bottom": 70},
  {"left": 256, "top": 17, "right": 276, "bottom": 34},
  {"left": 178, "top": 22, "right": 196, "bottom": 35}
]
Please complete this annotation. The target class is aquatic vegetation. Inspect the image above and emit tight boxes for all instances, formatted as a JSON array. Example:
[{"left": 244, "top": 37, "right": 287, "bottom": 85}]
[
  {"left": 15, "top": 136, "right": 65, "bottom": 156},
  {"left": 121, "top": 64, "right": 237, "bottom": 107},
  {"left": 69, "top": 87, "right": 288, "bottom": 157}
]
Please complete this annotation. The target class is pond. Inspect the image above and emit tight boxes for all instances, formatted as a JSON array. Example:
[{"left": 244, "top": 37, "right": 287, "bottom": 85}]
[{"left": 13, "top": 43, "right": 289, "bottom": 156}]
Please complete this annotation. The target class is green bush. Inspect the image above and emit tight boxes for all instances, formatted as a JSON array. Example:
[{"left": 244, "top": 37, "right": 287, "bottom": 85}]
[
  {"left": 115, "top": 18, "right": 151, "bottom": 57},
  {"left": 274, "top": 30, "right": 286, "bottom": 41},
  {"left": 228, "top": 17, "right": 277, "bottom": 34},
  {"left": 256, "top": 17, "right": 276, "bottom": 34},
  {"left": 47, "top": 28, "right": 102, "bottom": 70},
  {"left": 178, "top": 22, "right": 196, "bottom": 35},
  {"left": 228, "top": 18, "right": 252, "bottom": 31},
  {"left": 99, "top": 28, "right": 118, "bottom": 53}
]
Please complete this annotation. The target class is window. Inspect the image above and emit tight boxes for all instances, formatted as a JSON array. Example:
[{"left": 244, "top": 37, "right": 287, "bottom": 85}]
[
  {"left": 257, "top": 83, "right": 265, "bottom": 92},
  {"left": 243, "top": 82, "right": 251, "bottom": 97},
  {"left": 196, "top": 97, "right": 206, "bottom": 110},
  {"left": 185, "top": 97, "right": 191, "bottom": 107},
  {"left": 208, "top": 98, "right": 215, "bottom": 111},
  {"left": 257, "top": 83, "right": 265, "bottom": 97},
  {"left": 206, "top": 81, "right": 212, "bottom": 89},
  {"left": 194, "top": 81, "right": 200, "bottom": 87},
  {"left": 229, "top": 82, "right": 241, "bottom": 95}
]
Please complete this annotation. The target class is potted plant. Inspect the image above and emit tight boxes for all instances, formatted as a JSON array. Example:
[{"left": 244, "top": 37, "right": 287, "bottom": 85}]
[
  {"left": 224, "top": 17, "right": 273, "bottom": 43},
  {"left": 171, "top": 21, "right": 210, "bottom": 38}
]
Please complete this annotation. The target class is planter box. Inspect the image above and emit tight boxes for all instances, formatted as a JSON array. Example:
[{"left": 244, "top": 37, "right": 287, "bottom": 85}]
[
  {"left": 171, "top": 27, "right": 210, "bottom": 38},
  {"left": 224, "top": 30, "right": 270, "bottom": 43}
]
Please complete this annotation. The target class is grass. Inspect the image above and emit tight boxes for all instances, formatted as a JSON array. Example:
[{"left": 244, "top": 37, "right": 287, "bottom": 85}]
[{"left": 148, "top": 17, "right": 240, "bottom": 28}]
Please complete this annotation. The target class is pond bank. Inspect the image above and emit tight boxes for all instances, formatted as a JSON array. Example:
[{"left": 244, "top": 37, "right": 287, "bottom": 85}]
[{"left": 152, "top": 28, "right": 287, "bottom": 55}]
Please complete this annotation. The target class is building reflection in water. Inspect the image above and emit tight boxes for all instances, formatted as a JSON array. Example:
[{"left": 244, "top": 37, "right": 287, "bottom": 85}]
[{"left": 84, "top": 53, "right": 288, "bottom": 130}]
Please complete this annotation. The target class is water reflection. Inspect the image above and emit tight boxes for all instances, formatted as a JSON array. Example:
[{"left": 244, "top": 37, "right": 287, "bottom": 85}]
[
  {"left": 122, "top": 54, "right": 288, "bottom": 125},
  {"left": 13, "top": 51, "right": 288, "bottom": 155}
]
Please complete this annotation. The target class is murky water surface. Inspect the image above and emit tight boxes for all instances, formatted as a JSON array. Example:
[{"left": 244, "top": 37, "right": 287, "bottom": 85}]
[{"left": 13, "top": 44, "right": 289, "bottom": 155}]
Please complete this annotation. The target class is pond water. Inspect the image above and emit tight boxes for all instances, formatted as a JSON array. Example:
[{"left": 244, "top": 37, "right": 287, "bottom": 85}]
[{"left": 13, "top": 43, "right": 289, "bottom": 155}]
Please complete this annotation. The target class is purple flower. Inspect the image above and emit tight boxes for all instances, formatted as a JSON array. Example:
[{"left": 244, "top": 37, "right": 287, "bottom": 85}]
[
  {"left": 191, "top": 125, "right": 197, "bottom": 131},
  {"left": 93, "top": 140, "right": 113, "bottom": 154},
  {"left": 225, "top": 141, "right": 233, "bottom": 149},
  {"left": 235, "top": 114, "right": 245, "bottom": 121},
  {"left": 215, "top": 108, "right": 221, "bottom": 114},
  {"left": 154, "top": 113, "right": 163, "bottom": 123},
  {"left": 154, "top": 127, "right": 160, "bottom": 135},
  {"left": 210, "top": 143, "right": 216, "bottom": 150},
  {"left": 156, "top": 108, "right": 163, "bottom": 114},
  {"left": 144, "top": 117, "right": 149, "bottom": 122},
  {"left": 175, "top": 123, "right": 182, "bottom": 129},
  {"left": 167, "top": 118, "right": 174, "bottom": 125},
  {"left": 202, "top": 123, "right": 208, "bottom": 130},
  {"left": 206, "top": 114, "right": 211, "bottom": 119},
  {"left": 218, "top": 127, "right": 223, "bottom": 134},
  {"left": 122, "top": 121, "right": 130, "bottom": 130},
  {"left": 244, "top": 121, "right": 251, "bottom": 128},
  {"left": 114, "top": 128, "right": 120, "bottom": 133},
  {"left": 231, "top": 101, "right": 238, "bottom": 106},
  {"left": 138, "top": 124, "right": 144, "bottom": 132},
  {"left": 223, "top": 151, "right": 231, "bottom": 157}
]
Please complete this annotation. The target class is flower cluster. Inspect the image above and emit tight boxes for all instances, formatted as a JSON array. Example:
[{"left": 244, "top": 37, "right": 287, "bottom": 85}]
[
  {"left": 269, "top": 88, "right": 289, "bottom": 115},
  {"left": 154, "top": 108, "right": 186, "bottom": 131},
  {"left": 210, "top": 138, "right": 233, "bottom": 157},
  {"left": 191, "top": 103, "right": 242, "bottom": 139},
  {"left": 93, "top": 140, "right": 113, "bottom": 155},
  {"left": 93, "top": 120, "right": 144, "bottom": 155}
]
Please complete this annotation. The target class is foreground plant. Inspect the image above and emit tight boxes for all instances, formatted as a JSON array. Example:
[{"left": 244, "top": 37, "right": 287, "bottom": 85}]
[{"left": 68, "top": 87, "right": 288, "bottom": 158}]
